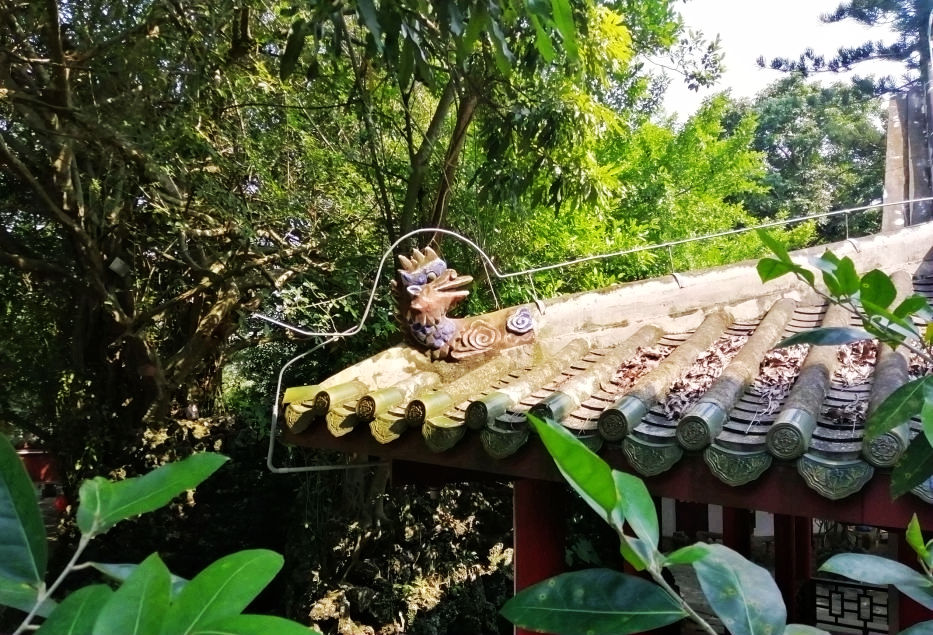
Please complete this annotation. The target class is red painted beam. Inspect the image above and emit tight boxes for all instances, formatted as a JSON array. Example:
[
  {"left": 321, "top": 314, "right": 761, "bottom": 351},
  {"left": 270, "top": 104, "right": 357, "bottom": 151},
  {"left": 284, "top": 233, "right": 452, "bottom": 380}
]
[{"left": 286, "top": 426, "right": 933, "bottom": 529}]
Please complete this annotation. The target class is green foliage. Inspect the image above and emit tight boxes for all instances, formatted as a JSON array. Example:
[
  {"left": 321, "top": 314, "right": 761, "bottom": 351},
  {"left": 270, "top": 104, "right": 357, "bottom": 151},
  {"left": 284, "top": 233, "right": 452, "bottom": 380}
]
[
  {"left": 757, "top": 232, "right": 933, "bottom": 495},
  {"left": 738, "top": 77, "right": 884, "bottom": 242},
  {"left": 508, "top": 414, "right": 933, "bottom": 635},
  {"left": 77, "top": 454, "right": 228, "bottom": 536},
  {"left": 501, "top": 569, "right": 686, "bottom": 634},
  {"left": 0, "top": 434, "right": 318, "bottom": 635},
  {"left": 507, "top": 415, "right": 791, "bottom": 635}
]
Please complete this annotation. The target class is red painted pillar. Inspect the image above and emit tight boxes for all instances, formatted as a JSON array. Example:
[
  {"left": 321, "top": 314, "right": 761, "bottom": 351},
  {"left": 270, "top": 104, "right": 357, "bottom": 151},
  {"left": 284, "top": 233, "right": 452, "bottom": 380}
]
[
  {"left": 896, "top": 530, "right": 933, "bottom": 630},
  {"left": 722, "top": 507, "right": 753, "bottom": 557},
  {"left": 513, "top": 479, "right": 567, "bottom": 635},
  {"left": 774, "top": 514, "right": 812, "bottom": 623}
]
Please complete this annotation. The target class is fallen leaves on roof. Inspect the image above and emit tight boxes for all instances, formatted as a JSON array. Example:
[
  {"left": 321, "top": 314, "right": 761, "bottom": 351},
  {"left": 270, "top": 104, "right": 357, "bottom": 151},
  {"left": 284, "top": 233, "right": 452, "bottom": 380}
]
[
  {"left": 752, "top": 344, "right": 809, "bottom": 415},
  {"left": 663, "top": 334, "right": 748, "bottom": 420},
  {"left": 834, "top": 340, "right": 876, "bottom": 387}
]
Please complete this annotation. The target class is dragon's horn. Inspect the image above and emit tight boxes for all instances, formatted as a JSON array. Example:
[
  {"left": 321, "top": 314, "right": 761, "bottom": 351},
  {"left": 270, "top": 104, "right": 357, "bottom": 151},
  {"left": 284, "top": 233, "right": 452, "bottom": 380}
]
[
  {"left": 424, "top": 246, "right": 438, "bottom": 260},
  {"left": 412, "top": 248, "right": 425, "bottom": 262},
  {"left": 398, "top": 255, "right": 413, "bottom": 270}
]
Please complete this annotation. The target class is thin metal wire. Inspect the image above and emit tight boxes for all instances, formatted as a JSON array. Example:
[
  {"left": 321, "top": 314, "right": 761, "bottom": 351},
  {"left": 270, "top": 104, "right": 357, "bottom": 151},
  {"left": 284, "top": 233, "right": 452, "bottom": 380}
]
[
  {"left": 254, "top": 197, "right": 928, "bottom": 338},
  {"left": 260, "top": 196, "right": 932, "bottom": 473}
]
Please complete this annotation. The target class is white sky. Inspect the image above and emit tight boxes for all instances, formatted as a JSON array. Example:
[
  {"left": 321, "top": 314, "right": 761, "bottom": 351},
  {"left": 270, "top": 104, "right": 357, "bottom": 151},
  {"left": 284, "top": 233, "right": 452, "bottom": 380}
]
[{"left": 661, "top": 0, "right": 908, "bottom": 118}]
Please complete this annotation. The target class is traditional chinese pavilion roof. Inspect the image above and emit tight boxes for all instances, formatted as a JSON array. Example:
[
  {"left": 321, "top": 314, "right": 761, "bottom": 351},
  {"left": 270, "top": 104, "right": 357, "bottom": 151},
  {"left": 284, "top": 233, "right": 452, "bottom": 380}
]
[{"left": 281, "top": 224, "right": 933, "bottom": 519}]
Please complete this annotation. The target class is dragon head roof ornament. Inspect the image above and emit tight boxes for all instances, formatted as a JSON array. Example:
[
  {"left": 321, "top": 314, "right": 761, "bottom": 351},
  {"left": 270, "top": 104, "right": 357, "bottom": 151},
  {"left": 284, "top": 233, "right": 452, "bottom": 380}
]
[{"left": 391, "top": 246, "right": 536, "bottom": 361}]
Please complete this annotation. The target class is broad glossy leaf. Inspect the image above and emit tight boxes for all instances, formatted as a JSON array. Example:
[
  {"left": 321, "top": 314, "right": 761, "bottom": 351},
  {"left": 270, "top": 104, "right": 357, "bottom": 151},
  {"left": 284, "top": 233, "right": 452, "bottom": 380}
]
[
  {"left": 820, "top": 554, "right": 933, "bottom": 609},
  {"left": 811, "top": 252, "right": 859, "bottom": 298},
  {"left": 501, "top": 569, "right": 685, "bottom": 635},
  {"left": 900, "top": 620, "right": 933, "bottom": 635},
  {"left": 757, "top": 257, "right": 793, "bottom": 283},
  {"left": 92, "top": 553, "right": 170, "bottom": 635},
  {"left": 611, "top": 470, "right": 657, "bottom": 547},
  {"left": 549, "top": 0, "right": 578, "bottom": 60},
  {"left": 36, "top": 585, "right": 111, "bottom": 635},
  {"left": 192, "top": 615, "right": 321, "bottom": 635},
  {"left": 160, "top": 549, "right": 283, "bottom": 635},
  {"left": 865, "top": 377, "right": 930, "bottom": 441},
  {"left": 88, "top": 562, "right": 188, "bottom": 598},
  {"left": 783, "top": 626, "right": 830, "bottom": 635},
  {"left": 757, "top": 230, "right": 790, "bottom": 262},
  {"left": 77, "top": 453, "right": 228, "bottom": 535},
  {"left": 0, "top": 435, "right": 47, "bottom": 583},
  {"left": 892, "top": 435, "right": 933, "bottom": 499},
  {"left": 860, "top": 269, "right": 897, "bottom": 309},
  {"left": 356, "top": 0, "right": 383, "bottom": 52},
  {"left": 895, "top": 294, "right": 933, "bottom": 320},
  {"left": 907, "top": 514, "right": 931, "bottom": 565},
  {"left": 664, "top": 544, "right": 710, "bottom": 566},
  {"left": 862, "top": 300, "right": 920, "bottom": 340},
  {"left": 0, "top": 576, "right": 55, "bottom": 617},
  {"left": 527, "top": 415, "right": 615, "bottom": 522},
  {"left": 279, "top": 18, "right": 307, "bottom": 80},
  {"left": 692, "top": 543, "right": 786, "bottom": 635},
  {"left": 777, "top": 327, "right": 872, "bottom": 348}
]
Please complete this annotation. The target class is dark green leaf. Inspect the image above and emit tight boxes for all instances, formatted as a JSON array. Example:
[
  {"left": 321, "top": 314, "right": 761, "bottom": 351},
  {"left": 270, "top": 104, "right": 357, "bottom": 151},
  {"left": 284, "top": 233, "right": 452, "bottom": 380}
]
[
  {"left": 36, "top": 585, "right": 111, "bottom": 635},
  {"left": 757, "top": 257, "right": 793, "bottom": 283},
  {"left": 280, "top": 18, "right": 307, "bottom": 80},
  {"left": 899, "top": 620, "right": 933, "bottom": 635},
  {"left": 892, "top": 435, "right": 933, "bottom": 499},
  {"left": 894, "top": 294, "right": 933, "bottom": 320},
  {"left": 356, "top": 0, "right": 383, "bottom": 53},
  {"left": 77, "top": 453, "right": 228, "bottom": 536},
  {"left": 664, "top": 544, "right": 710, "bottom": 566},
  {"left": 88, "top": 562, "right": 188, "bottom": 598},
  {"left": 501, "top": 569, "right": 685, "bottom": 635},
  {"left": 783, "top": 626, "right": 830, "bottom": 635},
  {"left": 776, "top": 327, "right": 872, "bottom": 348},
  {"left": 820, "top": 554, "right": 933, "bottom": 609},
  {"left": 865, "top": 377, "right": 930, "bottom": 441},
  {"left": 191, "top": 615, "right": 321, "bottom": 635},
  {"left": 860, "top": 269, "right": 897, "bottom": 309},
  {"left": 93, "top": 553, "right": 170, "bottom": 635},
  {"left": 487, "top": 18, "right": 515, "bottom": 74},
  {"left": 922, "top": 383, "right": 933, "bottom": 451},
  {"left": 906, "top": 514, "right": 930, "bottom": 565},
  {"left": 757, "top": 230, "right": 790, "bottom": 262},
  {"left": 527, "top": 415, "right": 615, "bottom": 522},
  {"left": 160, "top": 550, "right": 283, "bottom": 635},
  {"left": 692, "top": 543, "right": 786, "bottom": 635},
  {"left": 0, "top": 435, "right": 47, "bottom": 583},
  {"left": 397, "top": 39, "right": 415, "bottom": 91},
  {"left": 438, "top": 3, "right": 464, "bottom": 37},
  {"left": 812, "top": 252, "right": 859, "bottom": 297},
  {"left": 0, "top": 576, "right": 55, "bottom": 617},
  {"left": 459, "top": 7, "right": 487, "bottom": 59},
  {"left": 549, "top": 0, "right": 578, "bottom": 59},
  {"left": 528, "top": 13, "right": 556, "bottom": 62}
]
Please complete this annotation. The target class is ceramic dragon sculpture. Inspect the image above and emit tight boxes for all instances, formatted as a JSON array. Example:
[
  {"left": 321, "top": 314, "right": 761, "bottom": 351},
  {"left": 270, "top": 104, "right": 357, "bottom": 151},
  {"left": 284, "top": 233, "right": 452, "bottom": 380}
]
[{"left": 392, "top": 246, "right": 536, "bottom": 360}]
